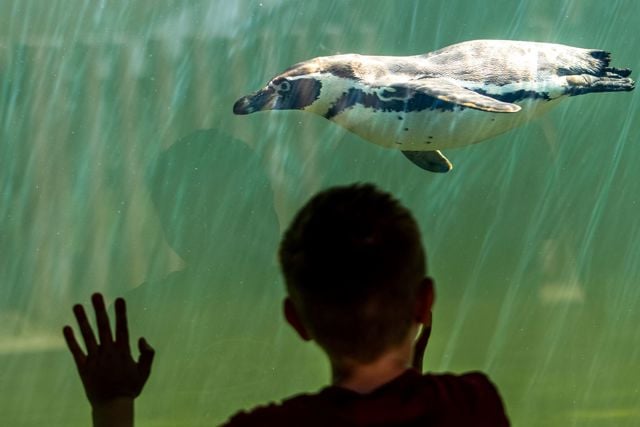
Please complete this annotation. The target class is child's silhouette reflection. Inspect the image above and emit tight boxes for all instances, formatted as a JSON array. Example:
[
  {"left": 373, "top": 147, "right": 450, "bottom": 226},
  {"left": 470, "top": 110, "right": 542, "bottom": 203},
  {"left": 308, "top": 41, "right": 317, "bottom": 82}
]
[{"left": 125, "top": 129, "right": 281, "bottom": 410}]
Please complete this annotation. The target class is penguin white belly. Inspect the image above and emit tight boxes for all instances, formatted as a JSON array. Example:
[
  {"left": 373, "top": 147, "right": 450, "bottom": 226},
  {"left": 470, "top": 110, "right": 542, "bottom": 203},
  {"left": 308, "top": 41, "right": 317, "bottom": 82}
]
[{"left": 332, "top": 96, "right": 564, "bottom": 151}]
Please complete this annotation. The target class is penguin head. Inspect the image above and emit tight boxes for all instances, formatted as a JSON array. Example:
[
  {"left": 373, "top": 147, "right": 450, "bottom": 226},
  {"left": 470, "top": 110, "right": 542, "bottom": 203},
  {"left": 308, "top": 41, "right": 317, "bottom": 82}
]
[
  {"left": 233, "top": 74, "right": 323, "bottom": 115},
  {"left": 233, "top": 56, "right": 359, "bottom": 116}
]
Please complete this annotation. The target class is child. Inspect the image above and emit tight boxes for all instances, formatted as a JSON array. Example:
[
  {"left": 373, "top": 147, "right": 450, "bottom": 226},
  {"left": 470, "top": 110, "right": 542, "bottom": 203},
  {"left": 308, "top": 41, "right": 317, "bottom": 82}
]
[{"left": 64, "top": 183, "right": 509, "bottom": 426}]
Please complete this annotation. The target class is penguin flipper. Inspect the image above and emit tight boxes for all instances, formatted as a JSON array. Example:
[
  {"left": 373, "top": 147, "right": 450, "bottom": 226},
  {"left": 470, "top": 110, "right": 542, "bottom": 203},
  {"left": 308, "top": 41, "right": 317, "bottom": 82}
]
[
  {"left": 402, "top": 150, "right": 453, "bottom": 173},
  {"left": 389, "top": 78, "right": 521, "bottom": 113}
]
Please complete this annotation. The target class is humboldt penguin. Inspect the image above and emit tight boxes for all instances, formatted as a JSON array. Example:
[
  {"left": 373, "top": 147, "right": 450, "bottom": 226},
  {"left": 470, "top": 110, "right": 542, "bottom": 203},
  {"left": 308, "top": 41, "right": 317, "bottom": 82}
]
[{"left": 233, "top": 40, "right": 634, "bottom": 172}]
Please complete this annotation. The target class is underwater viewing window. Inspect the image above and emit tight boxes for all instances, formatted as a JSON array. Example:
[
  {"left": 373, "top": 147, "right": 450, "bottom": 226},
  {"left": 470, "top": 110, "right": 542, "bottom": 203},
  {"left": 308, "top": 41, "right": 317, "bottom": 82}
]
[{"left": 1, "top": 1, "right": 639, "bottom": 425}]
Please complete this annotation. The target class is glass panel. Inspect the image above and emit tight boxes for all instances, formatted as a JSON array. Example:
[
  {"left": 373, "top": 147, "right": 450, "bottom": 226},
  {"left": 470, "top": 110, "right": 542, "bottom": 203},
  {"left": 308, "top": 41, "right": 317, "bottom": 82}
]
[{"left": 1, "top": 1, "right": 638, "bottom": 425}]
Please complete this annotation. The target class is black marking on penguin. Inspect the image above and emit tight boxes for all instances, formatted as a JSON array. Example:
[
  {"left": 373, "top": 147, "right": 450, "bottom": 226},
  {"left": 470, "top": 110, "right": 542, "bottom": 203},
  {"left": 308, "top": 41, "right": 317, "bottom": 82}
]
[
  {"left": 475, "top": 88, "right": 552, "bottom": 103},
  {"left": 589, "top": 50, "right": 610, "bottom": 61},
  {"left": 556, "top": 68, "right": 581, "bottom": 76},
  {"left": 404, "top": 127, "right": 409, "bottom": 131},
  {"left": 609, "top": 68, "right": 632, "bottom": 77},
  {"left": 325, "top": 63, "right": 357, "bottom": 80},
  {"left": 381, "top": 86, "right": 410, "bottom": 98},
  {"left": 397, "top": 116, "right": 403, "bottom": 120},
  {"left": 233, "top": 87, "right": 276, "bottom": 114},
  {"left": 274, "top": 78, "right": 323, "bottom": 110},
  {"left": 325, "top": 87, "right": 458, "bottom": 119}
]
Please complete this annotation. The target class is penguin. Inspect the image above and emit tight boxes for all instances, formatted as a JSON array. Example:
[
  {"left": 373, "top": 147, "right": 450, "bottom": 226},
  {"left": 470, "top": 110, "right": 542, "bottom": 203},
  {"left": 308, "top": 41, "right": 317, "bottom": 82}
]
[{"left": 233, "top": 40, "right": 634, "bottom": 172}]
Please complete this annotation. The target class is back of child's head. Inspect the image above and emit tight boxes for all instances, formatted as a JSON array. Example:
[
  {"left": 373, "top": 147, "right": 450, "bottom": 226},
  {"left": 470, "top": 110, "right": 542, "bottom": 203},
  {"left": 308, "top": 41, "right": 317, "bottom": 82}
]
[{"left": 279, "top": 183, "right": 426, "bottom": 363}]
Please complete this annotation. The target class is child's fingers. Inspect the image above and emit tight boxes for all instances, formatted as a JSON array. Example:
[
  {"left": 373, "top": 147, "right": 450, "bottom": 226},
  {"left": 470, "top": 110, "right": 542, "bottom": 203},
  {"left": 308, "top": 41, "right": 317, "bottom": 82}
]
[
  {"left": 137, "top": 337, "right": 155, "bottom": 381},
  {"left": 114, "top": 297, "right": 131, "bottom": 353},
  {"left": 63, "top": 325, "right": 87, "bottom": 367},
  {"left": 73, "top": 304, "right": 99, "bottom": 355},
  {"left": 91, "top": 293, "right": 114, "bottom": 346}
]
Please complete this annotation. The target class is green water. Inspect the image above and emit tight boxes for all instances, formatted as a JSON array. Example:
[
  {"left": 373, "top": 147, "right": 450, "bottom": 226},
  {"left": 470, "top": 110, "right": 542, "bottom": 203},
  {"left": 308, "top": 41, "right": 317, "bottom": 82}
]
[{"left": 1, "top": 0, "right": 639, "bottom": 425}]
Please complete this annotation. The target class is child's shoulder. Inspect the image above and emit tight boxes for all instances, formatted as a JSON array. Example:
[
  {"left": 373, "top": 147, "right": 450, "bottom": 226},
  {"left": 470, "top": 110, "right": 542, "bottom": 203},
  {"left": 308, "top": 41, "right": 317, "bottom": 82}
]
[{"left": 221, "top": 370, "right": 508, "bottom": 427}]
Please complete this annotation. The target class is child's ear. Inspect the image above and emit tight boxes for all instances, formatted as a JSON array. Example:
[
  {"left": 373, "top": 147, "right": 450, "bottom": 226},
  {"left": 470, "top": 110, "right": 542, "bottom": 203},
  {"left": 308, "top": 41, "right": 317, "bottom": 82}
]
[
  {"left": 416, "top": 277, "right": 435, "bottom": 326},
  {"left": 283, "top": 297, "right": 312, "bottom": 341}
]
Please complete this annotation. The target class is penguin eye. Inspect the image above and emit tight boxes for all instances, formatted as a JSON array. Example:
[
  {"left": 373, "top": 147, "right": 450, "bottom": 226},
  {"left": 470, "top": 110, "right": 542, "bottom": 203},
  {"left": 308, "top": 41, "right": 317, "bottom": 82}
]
[{"left": 275, "top": 79, "right": 291, "bottom": 92}]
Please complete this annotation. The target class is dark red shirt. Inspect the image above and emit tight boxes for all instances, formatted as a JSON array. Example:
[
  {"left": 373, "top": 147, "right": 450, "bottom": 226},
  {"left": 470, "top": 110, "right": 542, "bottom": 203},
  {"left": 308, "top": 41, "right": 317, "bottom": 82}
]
[{"left": 222, "top": 369, "right": 509, "bottom": 426}]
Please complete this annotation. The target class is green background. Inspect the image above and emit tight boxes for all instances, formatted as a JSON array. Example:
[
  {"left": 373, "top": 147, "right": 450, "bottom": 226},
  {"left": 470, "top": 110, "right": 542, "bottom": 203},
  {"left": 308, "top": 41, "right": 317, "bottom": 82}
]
[{"left": 1, "top": 0, "right": 639, "bottom": 425}]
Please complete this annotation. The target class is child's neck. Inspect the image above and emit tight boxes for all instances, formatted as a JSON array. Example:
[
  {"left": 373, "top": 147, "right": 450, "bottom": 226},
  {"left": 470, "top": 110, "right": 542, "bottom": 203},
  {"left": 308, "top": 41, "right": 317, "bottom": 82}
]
[{"left": 330, "top": 338, "right": 413, "bottom": 394}]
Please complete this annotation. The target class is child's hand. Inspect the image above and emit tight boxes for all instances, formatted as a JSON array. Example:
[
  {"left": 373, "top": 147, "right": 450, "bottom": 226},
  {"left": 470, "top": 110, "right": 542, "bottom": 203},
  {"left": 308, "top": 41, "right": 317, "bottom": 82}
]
[{"left": 63, "top": 293, "right": 155, "bottom": 406}]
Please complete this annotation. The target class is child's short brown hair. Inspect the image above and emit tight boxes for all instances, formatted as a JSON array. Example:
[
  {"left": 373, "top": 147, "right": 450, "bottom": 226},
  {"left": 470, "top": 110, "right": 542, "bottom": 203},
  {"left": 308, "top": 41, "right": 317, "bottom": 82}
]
[{"left": 279, "top": 183, "right": 426, "bottom": 363}]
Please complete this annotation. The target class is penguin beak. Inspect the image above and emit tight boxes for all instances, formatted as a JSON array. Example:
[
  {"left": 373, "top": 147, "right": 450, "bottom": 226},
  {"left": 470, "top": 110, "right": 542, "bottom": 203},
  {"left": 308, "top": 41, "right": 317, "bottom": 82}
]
[{"left": 233, "top": 87, "right": 277, "bottom": 115}]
